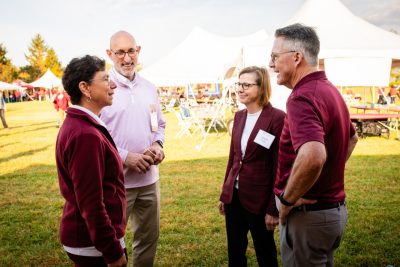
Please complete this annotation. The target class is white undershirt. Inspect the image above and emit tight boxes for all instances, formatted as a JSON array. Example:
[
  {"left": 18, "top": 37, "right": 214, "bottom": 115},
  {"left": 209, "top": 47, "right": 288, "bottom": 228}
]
[
  {"left": 63, "top": 238, "right": 125, "bottom": 257},
  {"left": 70, "top": 105, "right": 107, "bottom": 128},
  {"left": 236, "top": 109, "right": 262, "bottom": 189},
  {"left": 241, "top": 109, "right": 262, "bottom": 157}
]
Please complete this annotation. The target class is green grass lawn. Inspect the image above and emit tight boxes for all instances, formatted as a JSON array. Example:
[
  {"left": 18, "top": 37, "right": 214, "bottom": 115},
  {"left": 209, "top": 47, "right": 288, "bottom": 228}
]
[{"left": 0, "top": 101, "right": 399, "bottom": 266}]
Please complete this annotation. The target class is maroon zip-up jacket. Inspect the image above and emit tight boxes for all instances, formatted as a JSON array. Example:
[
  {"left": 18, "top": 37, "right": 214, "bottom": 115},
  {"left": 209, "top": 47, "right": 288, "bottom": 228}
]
[
  {"left": 220, "top": 104, "right": 285, "bottom": 216},
  {"left": 55, "top": 107, "right": 126, "bottom": 263}
]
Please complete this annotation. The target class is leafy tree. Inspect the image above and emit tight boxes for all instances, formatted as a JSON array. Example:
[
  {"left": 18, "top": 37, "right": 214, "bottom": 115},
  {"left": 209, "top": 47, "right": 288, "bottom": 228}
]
[
  {"left": 45, "top": 48, "right": 63, "bottom": 77},
  {"left": 18, "top": 65, "right": 41, "bottom": 83},
  {"left": 0, "top": 43, "right": 11, "bottom": 65},
  {"left": 0, "top": 43, "right": 17, "bottom": 82},
  {"left": 25, "top": 34, "right": 48, "bottom": 80}
]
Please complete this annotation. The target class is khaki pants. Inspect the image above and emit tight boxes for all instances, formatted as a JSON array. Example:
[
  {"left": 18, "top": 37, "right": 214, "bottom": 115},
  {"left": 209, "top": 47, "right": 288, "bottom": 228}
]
[{"left": 126, "top": 181, "right": 160, "bottom": 267}]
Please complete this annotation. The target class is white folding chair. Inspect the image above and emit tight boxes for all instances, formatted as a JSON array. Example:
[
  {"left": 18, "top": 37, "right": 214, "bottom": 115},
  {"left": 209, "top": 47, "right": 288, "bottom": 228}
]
[
  {"left": 178, "top": 105, "right": 206, "bottom": 137},
  {"left": 165, "top": 98, "right": 176, "bottom": 112},
  {"left": 174, "top": 110, "right": 193, "bottom": 138}
]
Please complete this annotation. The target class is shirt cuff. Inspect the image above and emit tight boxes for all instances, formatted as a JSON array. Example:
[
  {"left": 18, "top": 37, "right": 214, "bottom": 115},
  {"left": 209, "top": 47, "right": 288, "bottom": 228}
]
[{"left": 117, "top": 147, "right": 128, "bottom": 163}]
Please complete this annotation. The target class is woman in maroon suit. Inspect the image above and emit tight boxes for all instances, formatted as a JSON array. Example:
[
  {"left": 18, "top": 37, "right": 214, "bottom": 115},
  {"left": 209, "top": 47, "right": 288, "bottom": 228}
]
[
  {"left": 219, "top": 66, "right": 285, "bottom": 267},
  {"left": 56, "top": 55, "right": 127, "bottom": 267}
]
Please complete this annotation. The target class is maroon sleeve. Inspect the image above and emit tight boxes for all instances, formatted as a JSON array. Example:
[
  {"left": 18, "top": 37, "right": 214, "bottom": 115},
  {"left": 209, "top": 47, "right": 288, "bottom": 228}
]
[
  {"left": 350, "top": 120, "right": 356, "bottom": 137},
  {"left": 67, "top": 133, "right": 123, "bottom": 263},
  {"left": 287, "top": 96, "right": 325, "bottom": 153},
  {"left": 266, "top": 110, "right": 285, "bottom": 217},
  {"left": 222, "top": 113, "right": 237, "bottom": 183}
]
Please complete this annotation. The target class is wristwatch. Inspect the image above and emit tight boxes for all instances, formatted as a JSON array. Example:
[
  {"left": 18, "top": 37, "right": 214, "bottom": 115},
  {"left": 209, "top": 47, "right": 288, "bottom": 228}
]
[
  {"left": 278, "top": 192, "right": 295, "bottom": 206},
  {"left": 155, "top": 140, "right": 164, "bottom": 148}
]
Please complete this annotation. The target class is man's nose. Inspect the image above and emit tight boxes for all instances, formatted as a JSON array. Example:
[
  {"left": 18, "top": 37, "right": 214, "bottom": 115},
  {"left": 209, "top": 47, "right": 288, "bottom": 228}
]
[{"left": 123, "top": 52, "right": 132, "bottom": 61}]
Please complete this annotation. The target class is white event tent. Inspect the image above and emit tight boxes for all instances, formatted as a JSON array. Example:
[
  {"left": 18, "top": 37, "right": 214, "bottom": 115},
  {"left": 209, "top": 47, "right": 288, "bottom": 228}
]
[
  {"left": 284, "top": 0, "right": 400, "bottom": 87},
  {"left": 140, "top": 26, "right": 269, "bottom": 86},
  {"left": 0, "top": 81, "right": 23, "bottom": 91},
  {"left": 29, "top": 69, "right": 62, "bottom": 89}
]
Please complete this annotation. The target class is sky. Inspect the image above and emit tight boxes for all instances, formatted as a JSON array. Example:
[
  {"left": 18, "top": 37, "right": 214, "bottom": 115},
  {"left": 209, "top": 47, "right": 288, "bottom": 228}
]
[{"left": 1, "top": 0, "right": 399, "bottom": 68}]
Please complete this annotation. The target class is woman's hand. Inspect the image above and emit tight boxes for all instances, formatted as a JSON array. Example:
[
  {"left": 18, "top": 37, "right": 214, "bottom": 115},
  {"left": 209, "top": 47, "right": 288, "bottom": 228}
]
[
  {"left": 218, "top": 201, "right": 225, "bottom": 215},
  {"left": 108, "top": 254, "right": 127, "bottom": 267},
  {"left": 265, "top": 214, "right": 279, "bottom": 231}
]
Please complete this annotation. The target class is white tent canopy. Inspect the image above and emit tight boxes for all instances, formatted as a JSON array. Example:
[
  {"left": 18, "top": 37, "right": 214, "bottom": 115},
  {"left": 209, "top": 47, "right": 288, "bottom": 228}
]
[
  {"left": 286, "top": 0, "right": 400, "bottom": 59},
  {"left": 29, "top": 69, "right": 62, "bottom": 89},
  {"left": 284, "top": 0, "right": 400, "bottom": 86},
  {"left": 140, "top": 27, "right": 269, "bottom": 86},
  {"left": 0, "top": 81, "right": 23, "bottom": 91}
]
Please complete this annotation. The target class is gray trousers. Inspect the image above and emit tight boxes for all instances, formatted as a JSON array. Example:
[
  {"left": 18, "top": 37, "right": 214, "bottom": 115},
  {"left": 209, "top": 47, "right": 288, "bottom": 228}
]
[
  {"left": 280, "top": 205, "right": 347, "bottom": 267},
  {"left": 0, "top": 109, "right": 8, "bottom": 128},
  {"left": 126, "top": 180, "right": 160, "bottom": 267}
]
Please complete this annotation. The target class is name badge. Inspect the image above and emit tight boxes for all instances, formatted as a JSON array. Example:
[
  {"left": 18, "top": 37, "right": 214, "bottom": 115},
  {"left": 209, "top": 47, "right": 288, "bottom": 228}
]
[
  {"left": 254, "top": 129, "right": 275, "bottom": 149},
  {"left": 150, "top": 104, "right": 158, "bottom": 132}
]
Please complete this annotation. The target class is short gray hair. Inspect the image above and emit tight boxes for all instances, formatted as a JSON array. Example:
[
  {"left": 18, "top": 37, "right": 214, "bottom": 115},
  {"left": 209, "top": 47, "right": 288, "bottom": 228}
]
[{"left": 275, "top": 23, "right": 320, "bottom": 66}]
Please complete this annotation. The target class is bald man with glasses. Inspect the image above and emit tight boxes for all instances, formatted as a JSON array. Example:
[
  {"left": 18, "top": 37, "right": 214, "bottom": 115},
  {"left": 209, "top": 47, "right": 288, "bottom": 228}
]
[{"left": 101, "top": 31, "right": 166, "bottom": 267}]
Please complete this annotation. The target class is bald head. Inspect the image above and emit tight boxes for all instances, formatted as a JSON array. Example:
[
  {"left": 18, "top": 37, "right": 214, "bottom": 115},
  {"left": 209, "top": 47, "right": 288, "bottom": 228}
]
[{"left": 110, "top": 31, "right": 137, "bottom": 49}]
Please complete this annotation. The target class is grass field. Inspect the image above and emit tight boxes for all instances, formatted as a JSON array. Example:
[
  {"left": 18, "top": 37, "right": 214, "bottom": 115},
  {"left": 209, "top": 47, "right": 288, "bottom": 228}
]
[{"left": 0, "top": 101, "right": 399, "bottom": 266}]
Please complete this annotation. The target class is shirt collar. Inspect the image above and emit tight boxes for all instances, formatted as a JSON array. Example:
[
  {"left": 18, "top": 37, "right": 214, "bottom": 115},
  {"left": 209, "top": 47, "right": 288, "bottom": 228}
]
[
  {"left": 110, "top": 67, "right": 137, "bottom": 89},
  {"left": 294, "top": 71, "right": 327, "bottom": 91},
  {"left": 70, "top": 105, "right": 107, "bottom": 128}
]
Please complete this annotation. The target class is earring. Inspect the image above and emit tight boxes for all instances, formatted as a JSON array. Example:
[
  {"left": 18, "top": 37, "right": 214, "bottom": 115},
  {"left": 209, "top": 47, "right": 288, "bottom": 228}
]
[{"left": 87, "top": 95, "right": 92, "bottom": 102}]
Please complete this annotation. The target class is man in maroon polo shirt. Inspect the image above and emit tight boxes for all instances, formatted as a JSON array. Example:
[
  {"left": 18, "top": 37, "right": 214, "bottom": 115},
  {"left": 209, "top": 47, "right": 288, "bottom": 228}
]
[{"left": 269, "top": 23, "right": 358, "bottom": 266}]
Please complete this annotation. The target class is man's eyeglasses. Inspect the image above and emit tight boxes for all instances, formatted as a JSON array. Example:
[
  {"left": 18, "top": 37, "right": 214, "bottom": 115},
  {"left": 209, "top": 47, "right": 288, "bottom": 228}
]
[
  {"left": 110, "top": 48, "right": 140, "bottom": 59},
  {"left": 270, "top": 51, "right": 296, "bottom": 64},
  {"left": 235, "top": 82, "right": 258, "bottom": 91}
]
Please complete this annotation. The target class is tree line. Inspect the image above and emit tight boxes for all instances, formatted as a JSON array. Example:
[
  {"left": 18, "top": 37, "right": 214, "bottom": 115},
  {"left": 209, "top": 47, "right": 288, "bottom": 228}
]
[{"left": 0, "top": 34, "right": 63, "bottom": 83}]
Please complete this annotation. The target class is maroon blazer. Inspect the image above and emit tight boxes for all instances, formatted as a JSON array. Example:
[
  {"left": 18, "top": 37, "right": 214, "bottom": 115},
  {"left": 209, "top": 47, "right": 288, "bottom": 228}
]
[
  {"left": 220, "top": 103, "right": 285, "bottom": 216},
  {"left": 56, "top": 108, "right": 126, "bottom": 263}
]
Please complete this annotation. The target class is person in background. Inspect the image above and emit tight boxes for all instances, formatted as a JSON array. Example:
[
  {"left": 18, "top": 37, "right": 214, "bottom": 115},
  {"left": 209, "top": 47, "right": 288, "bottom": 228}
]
[
  {"left": 53, "top": 87, "right": 70, "bottom": 127},
  {"left": 100, "top": 31, "right": 166, "bottom": 267},
  {"left": 269, "top": 23, "right": 358, "bottom": 266},
  {"left": 388, "top": 85, "right": 397, "bottom": 104},
  {"left": 0, "top": 92, "right": 8, "bottom": 128},
  {"left": 219, "top": 66, "right": 285, "bottom": 267},
  {"left": 195, "top": 88, "right": 208, "bottom": 104},
  {"left": 14, "top": 90, "right": 21, "bottom": 102},
  {"left": 56, "top": 55, "right": 127, "bottom": 267}
]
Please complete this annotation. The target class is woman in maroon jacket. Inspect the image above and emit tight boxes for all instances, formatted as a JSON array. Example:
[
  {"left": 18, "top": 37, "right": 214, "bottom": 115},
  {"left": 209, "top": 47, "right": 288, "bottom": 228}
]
[
  {"left": 219, "top": 66, "right": 285, "bottom": 267},
  {"left": 56, "top": 55, "right": 127, "bottom": 267}
]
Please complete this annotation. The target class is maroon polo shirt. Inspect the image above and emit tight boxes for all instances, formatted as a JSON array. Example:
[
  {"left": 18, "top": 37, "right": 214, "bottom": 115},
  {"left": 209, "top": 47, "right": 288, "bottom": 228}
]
[{"left": 274, "top": 71, "right": 355, "bottom": 202}]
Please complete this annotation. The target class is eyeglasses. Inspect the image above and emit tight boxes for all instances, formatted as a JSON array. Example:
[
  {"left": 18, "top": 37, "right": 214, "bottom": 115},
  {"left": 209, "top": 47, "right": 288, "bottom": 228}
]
[
  {"left": 270, "top": 51, "right": 296, "bottom": 63},
  {"left": 90, "top": 76, "right": 112, "bottom": 84},
  {"left": 110, "top": 48, "right": 140, "bottom": 59},
  {"left": 235, "top": 82, "right": 258, "bottom": 91}
]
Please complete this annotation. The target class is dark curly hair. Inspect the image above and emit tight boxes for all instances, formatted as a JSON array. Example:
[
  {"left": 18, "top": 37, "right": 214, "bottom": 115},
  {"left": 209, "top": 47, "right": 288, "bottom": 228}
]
[{"left": 62, "top": 55, "right": 106, "bottom": 104}]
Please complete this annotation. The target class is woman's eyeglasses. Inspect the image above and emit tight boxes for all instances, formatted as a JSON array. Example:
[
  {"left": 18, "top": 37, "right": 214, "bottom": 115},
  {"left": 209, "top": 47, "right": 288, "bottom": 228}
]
[
  {"left": 235, "top": 82, "right": 258, "bottom": 91},
  {"left": 90, "top": 76, "right": 112, "bottom": 84}
]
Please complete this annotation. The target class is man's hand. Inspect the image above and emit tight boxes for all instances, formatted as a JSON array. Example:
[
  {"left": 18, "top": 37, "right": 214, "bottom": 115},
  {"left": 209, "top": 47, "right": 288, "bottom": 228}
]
[
  {"left": 218, "top": 201, "right": 225, "bottom": 215},
  {"left": 265, "top": 214, "right": 279, "bottom": 231},
  {"left": 279, "top": 198, "right": 317, "bottom": 225},
  {"left": 108, "top": 254, "right": 127, "bottom": 267},
  {"left": 124, "top": 152, "right": 154, "bottom": 173},
  {"left": 148, "top": 142, "right": 165, "bottom": 165}
]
